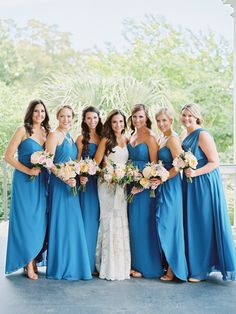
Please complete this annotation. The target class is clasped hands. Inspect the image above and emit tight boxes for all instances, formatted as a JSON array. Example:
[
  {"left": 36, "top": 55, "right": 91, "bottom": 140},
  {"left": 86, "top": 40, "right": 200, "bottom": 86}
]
[
  {"left": 184, "top": 168, "right": 196, "bottom": 178},
  {"left": 131, "top": 178, "right": 162, "bottom": 195},
  {"left": 28, "top": 167, "right": 41, "bottom": 176}
]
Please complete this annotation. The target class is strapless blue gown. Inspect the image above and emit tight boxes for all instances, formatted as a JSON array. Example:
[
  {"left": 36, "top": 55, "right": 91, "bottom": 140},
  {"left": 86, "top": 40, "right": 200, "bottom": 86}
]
[
  {"left": 182, "top": 128, "right": 236, "bottom": 280},
  {"left": 128, "top": 143, "right": 163, "bottom": 278},
  {"left": 46, "top": 133, "right": 92, "bottom": 280},
  {"left": 156, "top": 146, "right": 188, "bottom": 281},
  {"left": 5, "top": 138, "right": 47, "bottom": 274},
  {"left": 79, "top": 143, "right": 99, "bottom": 272}
]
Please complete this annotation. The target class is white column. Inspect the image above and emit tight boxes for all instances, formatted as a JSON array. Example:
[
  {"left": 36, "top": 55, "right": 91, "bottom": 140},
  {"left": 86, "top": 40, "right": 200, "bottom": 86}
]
[{"left": 223, "top": 1, "right": 236, "bottom": 230}]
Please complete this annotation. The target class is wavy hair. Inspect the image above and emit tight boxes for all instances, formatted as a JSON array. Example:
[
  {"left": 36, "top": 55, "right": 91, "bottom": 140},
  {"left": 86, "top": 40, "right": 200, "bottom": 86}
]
[
  {"left": 128, "top": 104, "right": 152, "bottom": 134},
  {"left": 103, "top": 109, "right": 127, "bottom": 156},
  {"left": 81, "top": 106, "right": 103, "bottom": 156},
  {"left": 24, "top": 99, "right": 50, "bottom": 136}
]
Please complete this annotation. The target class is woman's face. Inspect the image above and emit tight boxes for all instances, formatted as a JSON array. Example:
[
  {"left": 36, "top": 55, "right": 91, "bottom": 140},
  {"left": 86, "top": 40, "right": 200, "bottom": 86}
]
[
  {"left": 156, "top": 113, "right": 172, "bottom": 134},
  {"left": 180, "top": 108, "right": 198, "bottom": 129},
  {"left": 57, "top": 108, "right": 73, "bottom": 130},
  {"left": 32, "top": 104, "right": 46, "bottom": 125},
  {"left": 111, "top": 114, "right": 125, "bottom": 134},
  {"left": 84, "top": 111, "right": 99, "bottom": 129},
  {"left": 131, "top": 109, "right": 147, "bottom": 129}
]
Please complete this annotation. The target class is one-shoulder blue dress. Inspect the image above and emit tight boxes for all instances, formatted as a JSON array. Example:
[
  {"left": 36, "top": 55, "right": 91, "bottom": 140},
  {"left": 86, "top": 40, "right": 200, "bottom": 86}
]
[
  {"left": 182, "top": 128, "right": 236, "bottom": 280},
  {"left": 46, "top": 133, "right": 92, "bottom": 280},
  {"left": 79, "top": 143, "right": 99, "bottom": 272},
  {"left": 156, "top": 145, "right": 188, "bottom": 281},
  {"left": 5, "top": 138, "right": 47, "bottom": 274},
  {"left": 128, "top": 142, "right": 163, "bottom": 278}
]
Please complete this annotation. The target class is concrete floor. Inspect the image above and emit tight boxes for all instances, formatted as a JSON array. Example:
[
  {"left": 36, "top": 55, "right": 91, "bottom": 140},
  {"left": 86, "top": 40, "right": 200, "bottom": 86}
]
[{"left": 1, "top": 221, "right": 236, "bottom": 314}]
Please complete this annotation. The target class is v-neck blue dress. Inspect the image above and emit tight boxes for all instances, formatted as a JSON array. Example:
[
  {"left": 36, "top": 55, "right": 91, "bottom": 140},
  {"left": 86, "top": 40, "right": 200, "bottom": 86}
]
[
  {"left": 5, "top": 138, "right": 47, "bottom": 274},
  {"left": 46, "top": 133, "right": 92, "bottom": 280},
  {"left": 156, "top": 145, "right": 188, "bottom": 281}
]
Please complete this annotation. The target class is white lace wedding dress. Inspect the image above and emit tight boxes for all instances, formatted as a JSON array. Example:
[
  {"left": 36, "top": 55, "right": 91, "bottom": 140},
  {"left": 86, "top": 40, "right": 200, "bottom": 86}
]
[{"left": 96, "top": 146, "right": 131, "bottom": 280}]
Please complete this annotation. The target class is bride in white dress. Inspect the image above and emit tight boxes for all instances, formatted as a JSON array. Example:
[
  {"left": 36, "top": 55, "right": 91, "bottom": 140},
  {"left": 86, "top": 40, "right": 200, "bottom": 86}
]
[{"left": 94, "top": 109, "right": 131, "bottom": 280}]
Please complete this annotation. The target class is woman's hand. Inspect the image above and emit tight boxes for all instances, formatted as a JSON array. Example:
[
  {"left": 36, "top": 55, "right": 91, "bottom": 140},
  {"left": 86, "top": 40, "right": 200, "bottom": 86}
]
[
  {"left": 66, "top": 178, "right": 76, "bottom": 187},
  {"left": 80, "top": 176, "right": 88, "bottom": 185},
  {"left": 184, "top": 168, "right": 197, "bottom": 178},
  {"left": 131, "top": 186, "right": 144, "bottom": 195},
  {"left": 28, "top": 167, "right": 41, "bottom": 176},
  {"left": 150, "top": 178, "right": 162, "bottom": 189}
]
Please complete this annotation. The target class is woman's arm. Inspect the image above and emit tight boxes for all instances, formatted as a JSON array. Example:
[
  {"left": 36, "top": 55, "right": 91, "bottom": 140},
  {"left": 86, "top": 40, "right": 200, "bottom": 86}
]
[
  {"left": 94, "top": 138, "right": 107, "bottom": 165},
  {"left": 76, "top": 135, "right": 83, "bottom": 160},
  {"left": 167, "top": 136, "right": 182, "bottom": 179},
  {"left": 4, "top": 126, "right": 40, "bottom": 176},
  {"left": 185, "top": 131, "right": 219, "bottom": 178},
  {"left": 76, "top": 135, "right": 88, "bottom": 185},
  {"left": 146, "top": 135, "right": 158, "bottom": 163},
  {"left": 45, "top": 132, "right": 59, "bottom": 174}
]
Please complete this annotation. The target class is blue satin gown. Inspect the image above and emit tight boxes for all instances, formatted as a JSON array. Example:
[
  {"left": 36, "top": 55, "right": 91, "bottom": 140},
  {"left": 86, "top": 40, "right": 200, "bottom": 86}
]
[
  {"left": 156, "top": 146, "right": 188, "bottom": 281},
  {"left": 5, "top": 138, "right": 47, "bottom": 274},
  {"left": 79, "top": 143, "right": 99, "bottom": 272},
  {"left": 128, "top": 143, "right": 163, "bottom": 278},
  {"left": 182, "top": 128, "right": 236, "bottom": 280},
  {"left": 46, "top": 133, "right": 92, "bottom": 280}
]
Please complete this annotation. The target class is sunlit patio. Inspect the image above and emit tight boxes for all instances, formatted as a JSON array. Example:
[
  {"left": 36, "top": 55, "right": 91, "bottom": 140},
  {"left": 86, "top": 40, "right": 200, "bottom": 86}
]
[{"left": 0, "top": 221, "right": 236, "bottom": 314}]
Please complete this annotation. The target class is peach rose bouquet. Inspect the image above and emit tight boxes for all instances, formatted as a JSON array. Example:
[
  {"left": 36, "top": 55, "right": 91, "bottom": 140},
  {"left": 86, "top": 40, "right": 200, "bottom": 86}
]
[
  {"left": 78, "top": 158, "right": 100, "bottom": 192},
  {"left": 30, "top": 150, "right": 54, "bottom": 180},
  {"left": 142, "top": 161, "right": 169, "bottom": 197},
  {"left": 172, "top": 150, "right": 198, "bottom": 183}
]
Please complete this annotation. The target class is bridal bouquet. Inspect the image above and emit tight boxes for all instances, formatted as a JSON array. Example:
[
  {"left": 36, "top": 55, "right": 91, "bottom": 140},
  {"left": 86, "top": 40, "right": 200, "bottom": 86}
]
[
  {"left": 99, "top": 160, "right": 126, "bottom": 186},
  {"left": 142, "top": 161, "right": 169, "bottom": 197},
  {"left": 55, "top": 160, "right": 79, "bottom": 196},
  {"left": 172, "top": 150, "right": 198, "bottom": 183},
  {"left": 78, "top": 158, "right": 100, "bottom": 192},
  {"left": 30, "top": 150, "right": 54, "bottom": 181}
]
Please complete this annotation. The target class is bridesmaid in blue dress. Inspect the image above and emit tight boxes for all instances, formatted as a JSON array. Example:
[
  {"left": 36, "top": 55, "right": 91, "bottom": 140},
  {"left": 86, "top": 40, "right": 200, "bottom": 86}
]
[
  {"left": 5, "top": 99, "right": 50, "bottom": 280},
  {"left": 76, "top": 106, "right": 103, "bottom": 273},
  {"left": 181, "top": 103, "right": 236, "bottom": 282},
  {"left": 154, "top": 108, "right": 188, "bottom": 281},
  {"left": 127, "top": 104, "right": 163, "bottom": 278},
  {"left": 45, "top": 105, "right": 91, "bottom": 280}
]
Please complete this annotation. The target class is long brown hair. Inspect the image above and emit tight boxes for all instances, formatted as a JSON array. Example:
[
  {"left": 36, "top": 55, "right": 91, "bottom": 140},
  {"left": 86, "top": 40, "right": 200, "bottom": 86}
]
[
  {"left": 103, "top": 109, "right": 127, "bottom": 156},
  {"left": 24, "top": 99, "right": 50, "bottom": 136},
  {"left": 128, "top": 104, "right": 152, "bottom": 134},
  {"left": 81, "top": 106, "right": 103, "bottom": 156}
]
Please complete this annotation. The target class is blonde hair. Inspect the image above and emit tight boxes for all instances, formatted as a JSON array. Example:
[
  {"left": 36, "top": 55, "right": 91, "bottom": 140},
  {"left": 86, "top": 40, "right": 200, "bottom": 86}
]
[
  {"left": 155, "top": 107, "right": 174, "bottom": 121},
  {"left": 181, "top": 103, "right": 203, "bottom": 125},
  {"left": 56, "top": 104, "right": 75, "bottom": 119}
]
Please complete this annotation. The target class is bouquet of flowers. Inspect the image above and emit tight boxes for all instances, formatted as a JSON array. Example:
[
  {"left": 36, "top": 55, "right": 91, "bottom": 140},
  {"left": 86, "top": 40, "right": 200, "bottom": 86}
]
[
  {"left": 99, "top": 159, "right": 126, "bottom": 186},
  {"left": 126, "top": 162, "right": 143, "bottom": 203},
  {"left": 30, "top": 150, "right": 54, "bottom": 181},
  {"left": 55, "top": 160, "right": 78, "bottom": 195},
  {"left": 172, "top": 150, "right": 198, "bottom": 183},
  {"left": 142, "top": 161, "right": 169, "bottom": 197},
  {"left": 78, "top": 158, "right": 100, "bottom": 192}
]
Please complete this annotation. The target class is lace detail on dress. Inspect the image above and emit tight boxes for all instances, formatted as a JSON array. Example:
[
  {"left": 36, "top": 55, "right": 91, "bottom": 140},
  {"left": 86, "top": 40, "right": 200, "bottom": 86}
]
[{"left": 96, "top": 146, "right": 131, "bottom": 280}]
